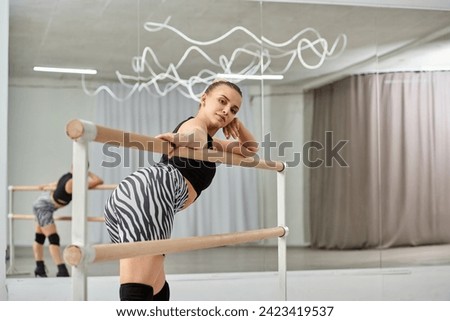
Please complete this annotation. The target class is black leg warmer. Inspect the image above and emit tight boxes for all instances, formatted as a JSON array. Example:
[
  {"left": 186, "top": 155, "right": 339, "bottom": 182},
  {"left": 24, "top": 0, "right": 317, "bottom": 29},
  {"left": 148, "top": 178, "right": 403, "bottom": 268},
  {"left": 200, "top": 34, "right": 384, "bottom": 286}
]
[
  {"left": 120, "top": 283, "right": 154, "bottom": 301},
  {"left": 153, "top": 281, "right": 170, "bottom": 301}
]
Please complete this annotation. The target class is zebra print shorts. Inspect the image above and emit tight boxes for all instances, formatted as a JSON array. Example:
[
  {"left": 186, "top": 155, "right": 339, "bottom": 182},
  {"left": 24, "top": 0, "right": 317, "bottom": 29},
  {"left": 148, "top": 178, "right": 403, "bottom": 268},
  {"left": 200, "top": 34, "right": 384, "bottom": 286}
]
[
  {"left": 33, "top": 192, "right": 57, "bottom": 227},
  {"left": 104, "top": 163, "right": 189, "bottom": 243}
]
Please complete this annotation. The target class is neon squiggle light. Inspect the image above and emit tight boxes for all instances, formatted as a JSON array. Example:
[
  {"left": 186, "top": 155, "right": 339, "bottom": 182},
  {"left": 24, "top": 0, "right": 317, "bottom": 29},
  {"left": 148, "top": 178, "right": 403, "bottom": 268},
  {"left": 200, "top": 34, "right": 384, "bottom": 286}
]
[{"left": 82, "top": 17, "right": 347, "bottom": 101}]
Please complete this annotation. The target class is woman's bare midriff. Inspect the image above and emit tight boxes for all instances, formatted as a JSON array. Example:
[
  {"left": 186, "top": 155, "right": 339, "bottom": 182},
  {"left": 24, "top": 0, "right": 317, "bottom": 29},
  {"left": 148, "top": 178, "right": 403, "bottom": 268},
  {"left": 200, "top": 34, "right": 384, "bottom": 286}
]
[{"left": 181, "top": 178, "right": 197, "bottom": 210}]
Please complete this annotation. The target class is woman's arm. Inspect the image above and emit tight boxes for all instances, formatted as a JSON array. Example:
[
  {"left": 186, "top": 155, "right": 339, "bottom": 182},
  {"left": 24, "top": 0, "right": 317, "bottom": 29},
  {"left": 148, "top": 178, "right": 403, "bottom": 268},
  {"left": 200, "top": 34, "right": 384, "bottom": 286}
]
[
  {"left": 214, "top": 118, "right": 259, "bottom": 157},
  {"left": 64, "top": 172, "right": 103, "bottom": 194},
  {"left": 87, "top": 171, "right": 104, "bottom": 189},
  {"left": 39, "top": 181, "right": 57, "bottom": 190},
  {"left": 156, "top": 120, "right": 209, "bottom": 157}
]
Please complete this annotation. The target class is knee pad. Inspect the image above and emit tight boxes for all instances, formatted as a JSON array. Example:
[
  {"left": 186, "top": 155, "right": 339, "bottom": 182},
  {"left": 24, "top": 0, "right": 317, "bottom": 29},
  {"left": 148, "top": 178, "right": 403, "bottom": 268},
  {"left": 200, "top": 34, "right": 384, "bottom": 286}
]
[
  {"left": 153, "top": 281, "right": 170, "bottom": 301},
  {"left": 34, "top": 233, "right": 46, "bottom": 245},
  {"left": 48, "top": 233, "right": 60, "bottom": 246},
  {"left": 120, "top": 283, "right": 154, "bottom": 301}
]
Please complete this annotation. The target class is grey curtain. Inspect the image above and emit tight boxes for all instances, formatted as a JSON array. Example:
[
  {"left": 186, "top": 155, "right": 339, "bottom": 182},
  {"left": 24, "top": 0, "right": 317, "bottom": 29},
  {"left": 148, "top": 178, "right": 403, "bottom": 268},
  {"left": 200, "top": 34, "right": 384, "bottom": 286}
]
[{"left": 309, "top": 71, "right": 450, "bottom": 249}]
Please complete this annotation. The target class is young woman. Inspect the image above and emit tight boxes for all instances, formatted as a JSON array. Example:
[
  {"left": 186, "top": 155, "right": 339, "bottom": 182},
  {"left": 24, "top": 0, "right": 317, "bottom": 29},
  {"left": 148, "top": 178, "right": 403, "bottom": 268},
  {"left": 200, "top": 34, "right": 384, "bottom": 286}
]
[
  {"left": 104, "top": 80, "right": 259, "bottom": 300},
  {"left": 33, "top": 168, "right": 103, "bottom": 277}
]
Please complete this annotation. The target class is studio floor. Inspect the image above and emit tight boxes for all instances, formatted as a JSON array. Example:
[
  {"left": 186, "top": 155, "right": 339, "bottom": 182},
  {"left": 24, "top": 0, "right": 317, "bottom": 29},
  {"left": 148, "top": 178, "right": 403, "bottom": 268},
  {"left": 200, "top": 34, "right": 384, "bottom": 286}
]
[{"left": 5, "top": 243, "right": 450, "bottom": 301}]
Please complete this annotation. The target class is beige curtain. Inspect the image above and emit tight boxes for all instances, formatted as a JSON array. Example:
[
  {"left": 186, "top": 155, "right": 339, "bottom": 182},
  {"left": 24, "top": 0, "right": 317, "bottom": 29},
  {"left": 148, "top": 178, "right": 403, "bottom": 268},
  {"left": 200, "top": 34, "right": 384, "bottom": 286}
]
[{"left": 309, "top": 72, "right": 450, "bottom": 249}]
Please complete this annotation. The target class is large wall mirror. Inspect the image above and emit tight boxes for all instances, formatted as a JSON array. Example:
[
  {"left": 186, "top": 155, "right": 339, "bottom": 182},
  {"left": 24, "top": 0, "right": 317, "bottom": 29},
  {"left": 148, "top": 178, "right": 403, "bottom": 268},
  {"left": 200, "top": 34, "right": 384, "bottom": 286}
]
[{"left": 7, "top": 0, "right": 450, "bottom": 291}]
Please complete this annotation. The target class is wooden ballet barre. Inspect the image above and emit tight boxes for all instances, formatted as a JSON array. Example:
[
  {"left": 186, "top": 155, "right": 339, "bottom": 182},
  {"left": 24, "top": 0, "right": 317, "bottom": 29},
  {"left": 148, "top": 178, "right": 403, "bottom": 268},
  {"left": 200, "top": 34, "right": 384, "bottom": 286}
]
[
  {"left": 64, "top": 226, "right": 288, "bottom": 266},
  {"left": 8, "top": 213, "right": 105, "bottom": 222},
  {"left": 9, "top": 184, "right": 117, "bottom": 192},
  {"left": 66, "top": 119, "right": 285, "bottom": 172}
]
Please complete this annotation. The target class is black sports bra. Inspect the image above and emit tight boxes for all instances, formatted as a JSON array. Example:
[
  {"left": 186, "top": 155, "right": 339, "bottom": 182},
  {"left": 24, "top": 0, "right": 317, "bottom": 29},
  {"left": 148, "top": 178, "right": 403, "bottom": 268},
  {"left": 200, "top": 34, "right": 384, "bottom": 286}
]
[
  {"left": 52, "top": 172, "right": 72, "bottom": 206},
  {"left": 160, "top": 117, "right": 216, "bottom": 197}
]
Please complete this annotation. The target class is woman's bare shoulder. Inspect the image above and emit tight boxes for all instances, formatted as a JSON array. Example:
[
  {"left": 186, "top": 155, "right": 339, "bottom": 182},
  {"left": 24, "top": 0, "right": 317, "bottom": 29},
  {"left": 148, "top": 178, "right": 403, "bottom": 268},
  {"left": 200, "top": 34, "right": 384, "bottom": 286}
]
[{"left": 178, "top": 117, "right": 206, "bottom": 134}]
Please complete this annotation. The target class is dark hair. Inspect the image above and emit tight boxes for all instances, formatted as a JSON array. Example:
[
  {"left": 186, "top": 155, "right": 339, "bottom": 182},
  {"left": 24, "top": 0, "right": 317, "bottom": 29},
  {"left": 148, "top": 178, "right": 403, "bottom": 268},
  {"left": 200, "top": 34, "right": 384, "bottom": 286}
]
[{"left": 204, "top": 80, "right": 242, "bottom": 97}]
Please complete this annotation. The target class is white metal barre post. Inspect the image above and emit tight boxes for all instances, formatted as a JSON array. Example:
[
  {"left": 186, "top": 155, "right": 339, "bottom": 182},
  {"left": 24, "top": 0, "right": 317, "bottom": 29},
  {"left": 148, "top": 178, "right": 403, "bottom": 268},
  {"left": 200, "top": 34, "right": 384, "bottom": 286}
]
[
  {"left": 6, "top": 186, "right": 28, "bottom": 275},
  {"left": 70, "top": 119, "right": 98, "bottom": 300},
  {"left": 277, "top": 165, "right": 288, "bottom": 301},
  {"left": 71, "top": 138, "right": 91, "bottom": 301}
]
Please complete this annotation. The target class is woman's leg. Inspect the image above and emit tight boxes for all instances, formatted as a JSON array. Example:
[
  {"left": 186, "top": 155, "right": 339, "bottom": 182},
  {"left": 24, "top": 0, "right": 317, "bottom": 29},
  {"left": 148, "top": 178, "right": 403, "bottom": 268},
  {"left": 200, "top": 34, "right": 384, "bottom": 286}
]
[
  {"left": 41, "top": 223, "right": 63, "bottom": 265},
  {"left": 41, "top": 223, "right": 69, "bottom": 276},
  {"left": 33, "top": 224, "right": 45, "bottom": 261},
  {"left": 33, "top": 224, "right": 47, "bottom": 277}
]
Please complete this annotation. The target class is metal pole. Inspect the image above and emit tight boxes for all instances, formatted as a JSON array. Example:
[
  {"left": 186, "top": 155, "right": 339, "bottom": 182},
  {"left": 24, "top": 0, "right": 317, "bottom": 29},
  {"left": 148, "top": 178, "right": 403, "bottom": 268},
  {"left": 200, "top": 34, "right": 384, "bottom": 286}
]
[
  {"left": 6, "top": 186, "right": 28, "bottom": 275},
  {"left": 277, "top": 164, "right": 287, "bottom": 300},
  {"left": 6, "top": 186, "right": 16, "bottom": 275},
  {"left": 71, "top": 140, "right": 89, "bottom": 300}
]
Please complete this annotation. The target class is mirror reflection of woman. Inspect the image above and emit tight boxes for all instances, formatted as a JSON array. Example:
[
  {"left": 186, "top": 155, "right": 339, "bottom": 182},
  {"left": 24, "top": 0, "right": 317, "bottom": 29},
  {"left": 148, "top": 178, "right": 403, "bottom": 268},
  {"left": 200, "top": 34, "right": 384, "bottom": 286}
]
[
  {"left": 33, "top": 167, "right": 103, "bottom": 277},
  {"left": 104, "top": 80, "right": 259, "bottom": 300}
]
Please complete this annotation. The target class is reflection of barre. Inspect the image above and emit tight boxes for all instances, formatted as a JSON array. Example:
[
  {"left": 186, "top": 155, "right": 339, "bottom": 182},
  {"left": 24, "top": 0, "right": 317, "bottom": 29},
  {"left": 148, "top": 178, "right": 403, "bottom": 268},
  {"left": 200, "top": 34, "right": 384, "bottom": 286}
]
[
  {"left": 66, "top": 118, "right": 287, "bottom": 301},
  {"left": 8, "top": 213, "right": 105, "bottom": 222},
  {"left": 9, "top": 184, "right": 117, "bottom": 192},
  {"left": 65, "top": 226, "right": 288, "bottom": 266},
  {"left": 66, "top": 119, "right": 285, "bottom": 172}
]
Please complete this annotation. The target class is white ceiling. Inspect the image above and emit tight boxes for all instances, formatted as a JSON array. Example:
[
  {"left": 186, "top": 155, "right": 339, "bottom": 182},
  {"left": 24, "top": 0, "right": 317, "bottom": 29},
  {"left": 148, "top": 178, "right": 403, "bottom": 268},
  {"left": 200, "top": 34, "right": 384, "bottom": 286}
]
[{"left": 8, "top": 0, "right": 450, "bottom": 91}]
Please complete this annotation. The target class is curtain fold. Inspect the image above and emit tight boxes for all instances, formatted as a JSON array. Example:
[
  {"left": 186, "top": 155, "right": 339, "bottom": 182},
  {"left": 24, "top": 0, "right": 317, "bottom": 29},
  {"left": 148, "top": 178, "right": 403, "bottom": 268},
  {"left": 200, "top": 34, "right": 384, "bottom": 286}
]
[
  {"left": 88, "top": 83, "right": 260, "bottom": 244},
  {"left": 310, "top": 71, "right": 450, "bottom": 249}
]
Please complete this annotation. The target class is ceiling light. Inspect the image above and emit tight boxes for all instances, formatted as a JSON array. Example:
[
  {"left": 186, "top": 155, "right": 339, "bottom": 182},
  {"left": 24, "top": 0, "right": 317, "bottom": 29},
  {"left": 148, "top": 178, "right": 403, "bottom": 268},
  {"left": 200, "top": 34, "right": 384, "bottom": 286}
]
[
  {"left": 33, "top": 66, "right": 97, "bottom": 75},
  {"left": 216, "top": 73, "right": 284, "bottom": 80}
]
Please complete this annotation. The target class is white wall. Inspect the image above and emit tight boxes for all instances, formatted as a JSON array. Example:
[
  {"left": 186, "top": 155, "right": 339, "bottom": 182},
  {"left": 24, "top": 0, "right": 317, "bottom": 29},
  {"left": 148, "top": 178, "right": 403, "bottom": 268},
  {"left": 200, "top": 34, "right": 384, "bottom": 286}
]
[{"left": 8, "top": 85, "right": 96, "bottom": 246}]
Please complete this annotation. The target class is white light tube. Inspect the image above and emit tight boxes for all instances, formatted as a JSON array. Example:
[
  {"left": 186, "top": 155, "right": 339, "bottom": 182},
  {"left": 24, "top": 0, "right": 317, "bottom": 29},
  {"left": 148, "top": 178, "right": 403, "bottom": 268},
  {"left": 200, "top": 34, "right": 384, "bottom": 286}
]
[
  {"left": 33, "top": 66, "right": 97, "bottom": 75},
  {"left": 216, "top": 73, "right": 284, "bottom": 80}
]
